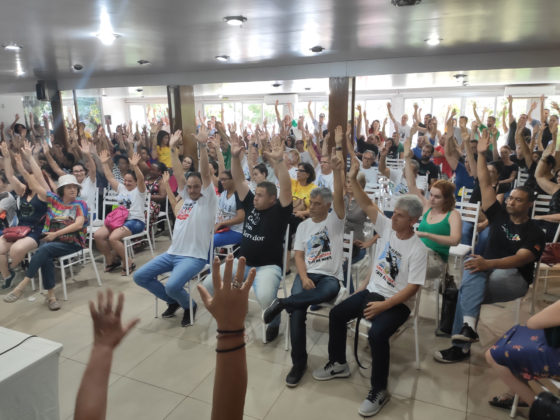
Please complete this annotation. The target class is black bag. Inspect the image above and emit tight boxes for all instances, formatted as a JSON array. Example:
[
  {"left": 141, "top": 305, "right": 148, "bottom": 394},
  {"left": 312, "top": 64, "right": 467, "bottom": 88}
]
[
  {"left": 438, "top": 282, "right": 458, "bottom": 336},
  {"left": 354, "top": 292, "right": 385, "bottom": 369},
  {"left": 530, "top": 391, "right": 560, "bottom": 420}
]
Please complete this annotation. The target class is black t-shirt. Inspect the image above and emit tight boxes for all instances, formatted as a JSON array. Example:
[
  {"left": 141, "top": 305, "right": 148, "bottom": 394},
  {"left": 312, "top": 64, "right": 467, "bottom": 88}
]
[
  {"left": 543, "top": 122, "right": 552, "bottom": 149},
  {"left": 506, "top": 120, "right": 531, "bottom": 150},
  {"left": 482, "top": 201, "right": 545, "bottom": 283},
  {"left": 356, "top": 137, "right": 379, "bottom": 156},
  {"left": 469, "top": 180, "right": 509, "bottom": 204},
  {"left": 239, "top": 191, "right": 292, "bottom": 267},
  {"left": 414, "top": 157, "right": 440, "bottom": 184}
]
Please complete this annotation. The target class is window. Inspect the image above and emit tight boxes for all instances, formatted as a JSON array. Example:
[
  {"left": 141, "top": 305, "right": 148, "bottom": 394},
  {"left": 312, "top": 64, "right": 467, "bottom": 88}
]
[
  {"left": 75, "top": 93, "right": 103, "bottom": 133},
  {"left": 404, "top": 98, "right": 432, "bottom": 122},
  {"left": 203, "top": 104, "right": 222, "bottom": 121},
  {"left": 243, "top": 103, "right": 263, "bottom": 127},
  {"left": 129, "top": 105, "right": 145, "bottom": 125},
  {"left": 465, "top": 97, "right": 495, "bottom": 128},
  {"left": 364, "top": 99, "right": 390, "bottom": 130},
  {"left": 496, "top": 96, "right": 528, "bottom": 130},
  {"left": 432, "top": 97, "right": 461, "bottom": 128}
]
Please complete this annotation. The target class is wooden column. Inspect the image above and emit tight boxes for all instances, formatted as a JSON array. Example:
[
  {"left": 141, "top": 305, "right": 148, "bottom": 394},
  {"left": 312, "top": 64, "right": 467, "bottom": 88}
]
[
  {"left": 327, "top": 77, "right": 353, "bottom": 157},
  {"left": 48, "top": 83, "right": 68, "bottom": 148},
  {"left": 167, "top": 85, "right": 197, "bottom": 166}
]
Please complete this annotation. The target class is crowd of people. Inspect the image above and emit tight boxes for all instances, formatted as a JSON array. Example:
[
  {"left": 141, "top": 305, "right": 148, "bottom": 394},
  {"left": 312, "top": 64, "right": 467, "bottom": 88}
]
[{"left": 1, "top": 95, "right": 559, "bottom": 419}]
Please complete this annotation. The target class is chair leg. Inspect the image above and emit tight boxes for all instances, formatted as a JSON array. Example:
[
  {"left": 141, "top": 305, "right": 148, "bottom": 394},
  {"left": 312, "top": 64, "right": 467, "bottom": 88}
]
[
  {"left": 284, "top": 317, "right": 290, "bottom": 351},
  {"left": 414, "top": 316, "right": 420, "bottom": 370},
  {"left": 154, "top": 296, "right": 158, "bottom": 318},
  {"left": 89, "top": 250, "right": 102, "bottom": 286},
  {"left": 510, "top": 393, "right": 519, "bottom": 418},
  {"left": 60, "top": 262, "right": 68, "bottom": 301},
  {"left": 261, "top": 319, "right": 266, "bottom": 344},
  {"left": 147, "top": 234, "right": 154, "bottom": 256},
  {"left": 514, "top": 298, "right": 521, "bottom": 325},
  {"left": 166, "top": 217, "right": 173, "bottom": 239},
  {"left": 69, "top": 263, "right": 75, "bottom": 280},
  {"left": 531, "top": 279, "right": 537, "bottom": 314}
]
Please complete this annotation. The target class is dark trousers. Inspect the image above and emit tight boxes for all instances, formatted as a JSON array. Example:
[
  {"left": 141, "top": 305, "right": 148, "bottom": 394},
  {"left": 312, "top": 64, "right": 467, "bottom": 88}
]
[
  {"left": 284, "top": 273, "right": 340, "bottom": 368},
  {"left": 26, "top": 242, "right": 82, "bottom": 290},
  {"left": 328, "top": 290, "right": 410, "bottom": 391}
]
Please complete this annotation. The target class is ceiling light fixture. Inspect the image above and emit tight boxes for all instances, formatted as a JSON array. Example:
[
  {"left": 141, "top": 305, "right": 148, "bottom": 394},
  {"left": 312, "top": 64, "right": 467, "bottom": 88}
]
[
  {"left": 425, "top": 36, "right": 442, "bottom": 46},
  {"left": 391, "top": 0, "right": 422, "bottom": 6},
  {"left": 3, "top": 43, "right": 22, "bottom": 51},
  {"left": 96, "top": 7, "right": 119, "bottom": 46},
  {"left": 137, "top": 59, "right": 150, "bottom": 65},
  {"left": 453, "top": 73, "right": 467, "bottom": 83},
  {"left": 310, "top": 45, "right": 325, "bottom": 53},
  {"left": 215, "top": 55, "right": 229, "bottom": 62},
  {"left": 272, "top": 83, "right": 282, "bottom": 88},
  {"left": 223, "top": 16, "right": 247, "bottom": 26}
]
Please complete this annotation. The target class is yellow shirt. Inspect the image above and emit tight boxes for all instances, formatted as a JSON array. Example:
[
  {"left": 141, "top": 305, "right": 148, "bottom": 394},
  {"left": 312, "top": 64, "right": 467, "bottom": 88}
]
[
  {"left": 156, "top": 146, "right": 172, "bottom": 167},
  {"left": 291, "top": 179, "right": 316, "bottom": 209}
]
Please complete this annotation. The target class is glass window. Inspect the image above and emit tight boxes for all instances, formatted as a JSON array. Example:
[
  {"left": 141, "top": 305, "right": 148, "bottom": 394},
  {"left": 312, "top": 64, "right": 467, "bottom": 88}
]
[
  {"left": 243, "top": 103, "right": 263, "bottom": 128},
  {"left": 129, "top": 105, "right": 145, "bottom": 125},
  {"left": 364, "top": 100, "right": 390, "bottom": 130},
  {"left": 75, "top": 93, "right": 103, "bottom": 134},
  {"left": 496, "top": 96, "right": 528, "bottom": 130},
  {"left": 432, "top": 97, "right": 461, "bottom": 128},
  {"left": 263, "top": 104, "right": 278, "bottom": 131},
  {"left": 203, "top": 104, "right": 222, "bottom": 121},
  {"left": 404, "top": 98, "right": 432, "bottom": 122},
  {"left": 22, "top": 96, "right": 52, "bottom": 137},
  {"left": 465, "top": 97, "right": 495, "bottom": 128}
]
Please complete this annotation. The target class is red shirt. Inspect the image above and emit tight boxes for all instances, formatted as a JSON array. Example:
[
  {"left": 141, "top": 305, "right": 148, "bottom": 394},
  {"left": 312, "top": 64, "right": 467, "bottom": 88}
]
[{"left": 433, "top": 145, "right": 453, "bottom": 178}]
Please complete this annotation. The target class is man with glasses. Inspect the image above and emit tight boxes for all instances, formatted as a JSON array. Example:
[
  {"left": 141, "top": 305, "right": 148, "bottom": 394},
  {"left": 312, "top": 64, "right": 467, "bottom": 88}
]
[
  {"left": 359, "top": 150, "right": 379, "bottom": 189},
  {"left": 308, "top": 101, "right": 327, "bottom": 134},
  {"left": 434, "top": 129, "right": 545, "bottom": 363}
]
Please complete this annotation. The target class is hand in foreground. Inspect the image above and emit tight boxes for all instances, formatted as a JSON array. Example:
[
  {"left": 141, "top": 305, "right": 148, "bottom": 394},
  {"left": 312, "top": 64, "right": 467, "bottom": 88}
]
[
  {"left": 198, "top": 255, "right": 256, "bottom": 330},
  {"left": 301, "top": 276, "right": 316, "bottom": 290},
  {"left": 89, "top": 289, "right": 139, "bottom": 349},
  {"left": 464, "top": 254, "right": 491, "bottom": 273},
  {"left": 348, "top": 156, "right": 360, "bottom": 179}
]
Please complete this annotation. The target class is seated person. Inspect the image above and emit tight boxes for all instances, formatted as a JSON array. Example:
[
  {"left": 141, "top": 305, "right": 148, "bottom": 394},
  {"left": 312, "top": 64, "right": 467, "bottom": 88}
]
[
  {"left": 95, "top": 151, "right": 146, "bottom": 275},
  {"left": 202, "top": 133, "right": 292, "bottom": 343},
  {"left": 262, "top": 129, "right": 346, "bottom": 387},
  {"left": 289, "top": 162, "right": 317, "bottom": 237},
  {"left": 134, "top": 128, "right": 217, "bottom": 327},
  {"left": 413, "top": 142, "right": 440, "bottom": 186},
  {"left": 534, "top": 140, "right": 560, "bottom": 242},
  {"left": 434, "top": 129, "right": 545, "bottom": 363},
  {"left": 312, "top": 156, "right": 427, "bottom": 417},
  {"left": 486, "top": 299, "right": 560, "bottom": 411},
  {"left": 214, "top": 170, "right": 245, "bottom": 248},
  {"left": 359, "top": 150, "right": 379, "bottom": 189},
  {"left": 7, "top": 156, "right": 87, "bottom": 311},
  {"left": 249, "top": 163, "right": 268, "bottom": 193}
]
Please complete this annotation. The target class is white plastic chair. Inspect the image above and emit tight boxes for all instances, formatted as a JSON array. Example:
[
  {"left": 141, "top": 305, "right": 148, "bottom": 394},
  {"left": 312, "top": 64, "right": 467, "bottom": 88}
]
[
  {"left": 151, "top": 197, "right": 173, "bottom": 244},
  {"left": 513, "top": 167, "right": 529, "bottom": 188},
  {"left": 123, "top": 193, "right": 154, "bottom": 276},
  {"left": 531, "top": 194, "right": 552, "bottom": 219},
  {"left": 449, "top": 200, "right": 481, "bottom": 282},
  {"left": 386, "top": 158, "right": 405, "bottom": 171}
]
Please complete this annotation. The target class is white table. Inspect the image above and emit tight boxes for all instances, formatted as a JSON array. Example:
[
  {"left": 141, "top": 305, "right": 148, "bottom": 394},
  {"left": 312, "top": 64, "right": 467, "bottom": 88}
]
[{"left": 0, "top": 327, "right": 63, "bottom": 420}]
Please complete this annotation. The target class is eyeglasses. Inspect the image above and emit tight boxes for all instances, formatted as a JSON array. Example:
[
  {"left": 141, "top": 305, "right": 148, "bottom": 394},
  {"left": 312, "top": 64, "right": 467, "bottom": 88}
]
[{"left": 73, "top": 170, "right": 85, "bottom": 173}]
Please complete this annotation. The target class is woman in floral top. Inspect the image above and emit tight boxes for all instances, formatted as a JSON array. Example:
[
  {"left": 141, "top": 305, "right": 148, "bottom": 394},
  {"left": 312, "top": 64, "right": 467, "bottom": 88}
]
[{"left": 5, "top": 155, "right": 87, "bottom": 311}]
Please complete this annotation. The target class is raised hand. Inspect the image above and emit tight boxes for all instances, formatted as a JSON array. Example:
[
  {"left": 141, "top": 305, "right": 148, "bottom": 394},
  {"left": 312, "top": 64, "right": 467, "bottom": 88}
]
[
  {"left": 193, "top": 124, "right": 209, "bottom": 144},
  {"left": 529, "top": 101, "right": 537, "bottom": 111},
  {"left": 21, "top": 140, "right": 33, "bottom": 158},
  {"left": 263, "top": 138, "right": 285, "bottom": 163},
  {"left": 89, "top": 289, "right": 139, "bottom": 350},
  {"left": 507, "top": 95, "right": 513, "bottom": 104},
  {"left": 334, "top": 125, "right": 344, "bottom": 145},
  {"left": 477, "top": 129, "right": 490, "bottom": 154},
  {"left": 230, "top": 132, "right": 245, "bottom": 157},
  {"left": 349, "top": 156, "right": 360, "bottom": 179},
  {"left": 386, "top": 102, "right": 391, "bottom": 110},
  {"left": 330, "top": 151, "right": 343, "bottom": 171},
  {"left": 99, "top": 150, "right": 111, "bottom": 165},
  {"left": 198, "top": 255, "right": 256, "bottom": 330},
  {"left": 169, "top": 129, "right": 182, "bottom": 149},
  {"left": 0, "top": 142, "right": 9, "bottom": 157},
  {"left": 162, "top": 171, "right": 170, "bottom": 184},
  {"left": 129, "top": 153, "right": 141, "bottom": 167}
]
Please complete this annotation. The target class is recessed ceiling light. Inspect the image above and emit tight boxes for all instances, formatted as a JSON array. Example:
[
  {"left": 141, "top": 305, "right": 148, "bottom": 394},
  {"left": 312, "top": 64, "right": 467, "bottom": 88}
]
[
  {"left": 223, "top": 16, "right": 247, "bottom": 26},
  {"left": 425, "top": 36, "right": 442, "bottom": 46},
  {"left": 3, "top": 43, "right": 22, "bottom": 51},
  {"left": 137, "top": 59, "right": 150, "bottom": 65},
  {"left": 305, "top": 87, "right": 311, "bottom": 91},
  {"left": 310, "top": 45, "right": 325, "bottom": 53},
  {"left": 136, "top": 88, "right": 143, "bottom": 92},
  {"left": 215, "top": 55, "right": 229, "bottom": 62},
  {"left": 272, "top": 83, "right": 282, "bottom": 88}
]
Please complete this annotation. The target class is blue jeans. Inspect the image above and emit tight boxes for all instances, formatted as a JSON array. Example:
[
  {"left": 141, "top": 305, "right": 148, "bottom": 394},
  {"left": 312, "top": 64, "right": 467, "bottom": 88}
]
[
  {"left": 202, "top": 259, "right": 283, "bottom": 328},
  {"left": 284, "top": 273, "right": 340, "bottom": 367},
  {"left": 328, "top": 290, "right": 410, "bottom": 390},
  {"left": 133, "top": 252, "right": 206, "bottom": 309},
  {"left": 26, "top": 242, "right": 82, "bottom": 290},
  {"left": 213, "top": 230, "right": 242, "bottom": 247},
  {"left": 460, "top": 222, "right": 490, "bottom": 254},
  {"left": 452, "top": 265, "right": 529, "bottom": 350}
]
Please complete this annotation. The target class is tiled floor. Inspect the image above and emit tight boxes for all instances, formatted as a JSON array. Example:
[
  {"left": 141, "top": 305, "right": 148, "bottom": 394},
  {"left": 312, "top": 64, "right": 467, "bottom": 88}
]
[{"left": 0, "top": 235, "right": 548, "bottom": 420}]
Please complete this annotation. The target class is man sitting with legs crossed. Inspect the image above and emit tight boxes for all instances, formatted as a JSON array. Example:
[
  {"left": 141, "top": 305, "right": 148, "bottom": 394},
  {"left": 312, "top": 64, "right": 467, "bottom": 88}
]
[
  {"left": 202, "top": 132, "right": 292, "bottom": 343},
  {"left": 313, "top": 156, "right": 428, "bottom": 418},
  {"left": 263, "top": 125, "right": 347, "bottom": 387},
  {"left": 434, "top": 129, "right": 545, "bottom": 363}
]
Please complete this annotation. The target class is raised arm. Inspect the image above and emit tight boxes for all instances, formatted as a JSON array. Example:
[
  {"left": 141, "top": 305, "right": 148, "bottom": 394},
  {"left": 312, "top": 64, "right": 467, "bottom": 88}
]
[
  {"left": 386, "top": 102, "right": 398, "bottom": 130},
  {"left": 507, "top": 95, "right": 514, "bottom": 126},
  {"left": 0, "top": 142, "right": 25, "bottom": 196},
  {"left": 515, "top": 127, "right": 533, "bottom": 169},
  {"left": 306, "top": 130, "right": 319, "bottom": 168},
  {"left": 22, "top": 140, "right": 50, "bottom": 192},
  {"left": 14, "top": 154, "right": 47, "bottom": 201},
  {"left": 502, "top": 106, "right": 509, "bottom": 134},
  {"left": 192, "top": 125, "right": 212, "bottom": 189},
  {"left": 378, "top": 143, "right": 390, "bottom": 178},
  {"left": 161, "top": 171, "right": 180, "bottom": 217},
  {"left": 168, "top": 129, "right": 186, "bottom": 191},
  {"left": 274, "top": 100, "right": 282, "bottom": 127},
  {"left": 444, "top": 111, "right": 460, "bottom": 170},
  {"left": 476, "top": 130, "right": 498, "bottom": 211},
  {"left": 464, "top": 137, "right": 478, "bottom": 179},
  {"left": 331, "top": 126, "right": 346, "bottom": 219},
  {"left": 230, "top": 133, "right": 250, "bottom": 201},
  {"left": 540, "top": 94, "right": 546, "bottom": 124},
  {"left": 99, "top": 150, "right": 120, "bottom": 191},
  {"left": 80, "top": 142, "right": 97, "bottom": 182},
  {"left": 356, "top": 105, "right": 363, "bottom": 139},
  {"left": 535, "top": 140, "right": 560, "bottom": 195},
  {"left": 43, "top": 139, "right": 66, "bottom": 177},
  {"left": 348, "top": 156, "right": 381, "bottom": 223},
  {"left": 472, "top": 102, "right": 483, "bottom": 126},
  {"left": 128, "top": 153, "right": 145, "bottom": 193},
  {"left": 263, "top": 137, "right": 292, "bottom": 207},
  {"left": 307, "top": 101, "right": 315, "bottom": 123}
]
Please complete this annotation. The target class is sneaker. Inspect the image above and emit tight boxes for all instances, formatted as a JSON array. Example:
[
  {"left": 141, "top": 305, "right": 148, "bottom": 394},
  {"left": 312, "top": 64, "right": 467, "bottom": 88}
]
[
  {"left": 265, "top": 324, "right": 279, "bottom": 343},
  {"left": 451, "top": 323, "right": 479, "bottom": 343},
  {"left": 433, "top": 345, "right": 470, "bottom": 363},
  {"left": 263, "top": 298, "right": 284, "bottom": 324},
  {"left": 312, "top": 361, "right": 351, "bottom": 381},
  {"left": 47, "top": 298, "right": 61, "bottom": 311},
  {"left": 161, "top": 302, "right": 180, "bottom": 318},
  {"left": 285, "top": 365, "right": 306, "bottom": 388},
  {"left": 181, "top": 304, "right": 197, "bottom": 327},
  {"left": 1, "top": 269, "right": 16, "bottom": 289},
  {"left": 358, "top": 389, "right": 390, "bottom": 417}
]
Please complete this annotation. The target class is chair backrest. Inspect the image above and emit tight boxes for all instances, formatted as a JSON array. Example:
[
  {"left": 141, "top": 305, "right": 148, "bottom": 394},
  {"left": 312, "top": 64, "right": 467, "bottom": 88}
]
[
  {"left": 531, "top": 194, "right": 552, "bottom": 218},
  {"left": 460, "top": 188, "right": 473, "bottom": 203},
  {"left": 514, "top": 167, "right": 530, "bottom": 188},
  {"left": 143, "top": 193, "right": 152, "bottom": 226},
  {"left": 342, "top": 231, "right": 354, "bottom": 290},
  {"left": 416, "top": 174, "right": 428, "bottom": 192},
  {"left": 102, "top": 188, "right": 119, "bottom": 220},
  {"left": 455, "top": 200, "right": 481, "bottom": 250},
  {"left": 386, "top": 158, "right": 405, "bottom": 171},
  {"left": 281, "top": 228, "right": 290, "bottom": 280}
]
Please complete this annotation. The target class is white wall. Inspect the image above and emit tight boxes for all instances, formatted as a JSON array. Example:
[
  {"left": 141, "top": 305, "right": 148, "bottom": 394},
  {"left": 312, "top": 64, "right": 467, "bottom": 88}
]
[
  {"left": 0, "top": 94, "right": 25, "bottom": 127},
  {"left": 101, "top": 97, "right": 129, "bottom": 132}
]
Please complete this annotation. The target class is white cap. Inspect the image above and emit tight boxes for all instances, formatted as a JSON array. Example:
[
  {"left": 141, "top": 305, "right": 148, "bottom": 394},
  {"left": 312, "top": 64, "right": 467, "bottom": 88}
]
[{"left": 57, "top": 174, "right": 80, "bottom": 189}]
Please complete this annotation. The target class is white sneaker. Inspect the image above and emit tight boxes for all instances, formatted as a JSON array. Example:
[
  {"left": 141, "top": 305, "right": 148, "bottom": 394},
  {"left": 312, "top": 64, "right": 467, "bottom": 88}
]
[
  {"left": 312, "top": 361, "right": 350, "bottom": 381},
  {"left": 358, "top": 389, "right": 390, "bottom": 417}
]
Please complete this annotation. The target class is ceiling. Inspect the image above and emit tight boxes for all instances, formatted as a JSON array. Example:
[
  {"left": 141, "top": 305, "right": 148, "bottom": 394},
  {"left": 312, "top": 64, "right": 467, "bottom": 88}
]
[{"left": 2, "top": 0, "right": 560, "bottom": 93}]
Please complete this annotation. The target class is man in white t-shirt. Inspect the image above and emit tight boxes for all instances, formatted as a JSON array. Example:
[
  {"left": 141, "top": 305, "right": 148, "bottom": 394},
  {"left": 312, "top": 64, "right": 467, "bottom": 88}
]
[
  {"left": 134, "top": 127, "right": 218, "bottom": 327},
  {"left": 263, "top": 126, "right": 346, "bottom": 387},
  {"left": 359, "top": 150, "right": 379, "bottom": 188},
  {"left": 312, "top": 157, "right": 427, "bottom": 417},
  {"left": 387, "top": 102, "right": 411, "bottom": 144}
]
